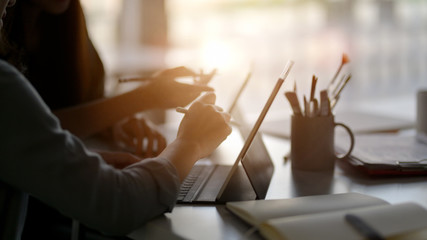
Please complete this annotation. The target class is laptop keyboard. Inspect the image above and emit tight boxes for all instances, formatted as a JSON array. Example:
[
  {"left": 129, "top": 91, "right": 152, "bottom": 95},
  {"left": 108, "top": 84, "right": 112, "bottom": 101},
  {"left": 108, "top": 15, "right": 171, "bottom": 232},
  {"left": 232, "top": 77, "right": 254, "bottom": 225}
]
[{"left": 177, "top": 164, "right": 215, "bottom": 203}]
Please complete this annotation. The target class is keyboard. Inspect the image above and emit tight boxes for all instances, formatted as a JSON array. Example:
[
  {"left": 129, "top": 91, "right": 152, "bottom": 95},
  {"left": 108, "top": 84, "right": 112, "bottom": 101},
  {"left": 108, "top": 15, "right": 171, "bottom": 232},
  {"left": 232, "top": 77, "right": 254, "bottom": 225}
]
[{"left": 177, "top": 164, "right": 215, "bottom": 203}]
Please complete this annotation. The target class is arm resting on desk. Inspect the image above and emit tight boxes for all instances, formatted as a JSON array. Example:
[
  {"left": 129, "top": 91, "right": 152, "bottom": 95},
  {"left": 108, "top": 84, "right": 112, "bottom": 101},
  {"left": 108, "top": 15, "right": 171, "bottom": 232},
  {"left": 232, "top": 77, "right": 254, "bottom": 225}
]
[{"left": 0, "top": 63, "right": 181, "bottom": 236}]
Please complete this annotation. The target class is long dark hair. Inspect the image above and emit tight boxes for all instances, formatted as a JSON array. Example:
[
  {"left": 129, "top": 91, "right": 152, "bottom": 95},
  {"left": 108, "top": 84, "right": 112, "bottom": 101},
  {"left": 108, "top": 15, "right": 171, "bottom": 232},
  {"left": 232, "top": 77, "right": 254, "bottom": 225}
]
[{"left": 2, "top": 0, "right": 105, "bottom": 110}]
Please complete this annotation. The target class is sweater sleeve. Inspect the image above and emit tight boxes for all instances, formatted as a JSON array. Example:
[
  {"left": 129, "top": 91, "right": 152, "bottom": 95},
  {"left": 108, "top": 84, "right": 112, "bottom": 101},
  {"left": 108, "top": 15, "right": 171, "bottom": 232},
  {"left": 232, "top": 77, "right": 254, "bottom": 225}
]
[{"left": 0, "top": 60, "right": 180, "bottom": 236}]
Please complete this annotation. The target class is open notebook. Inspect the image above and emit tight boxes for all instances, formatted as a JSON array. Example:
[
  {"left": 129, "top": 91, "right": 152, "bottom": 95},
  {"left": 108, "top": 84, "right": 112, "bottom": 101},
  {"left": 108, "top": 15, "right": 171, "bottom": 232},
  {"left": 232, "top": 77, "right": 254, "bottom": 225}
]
[{"left": 226, "top": 192, "right": 427, "bottom": 240}]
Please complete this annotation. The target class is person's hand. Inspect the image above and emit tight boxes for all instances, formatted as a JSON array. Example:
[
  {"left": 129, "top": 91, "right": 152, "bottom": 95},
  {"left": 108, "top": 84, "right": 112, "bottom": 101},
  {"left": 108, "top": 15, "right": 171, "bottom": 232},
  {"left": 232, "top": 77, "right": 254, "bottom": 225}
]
[
  {"left": 176, "top": 92, "right": 232, "bottom": 159},
  {"left": 153, "top": 66, "right": 216, "bottom": 85},
  {"left": 112, "top": 116, "right": 167, "bottom": 158},
  {"left": 96, "top": 151, "right": 142, "bottom": 169},
  {"left": 152, "top": 66, "right": 198, "bottom": 79},
  {"left": 158, "top": 92, "right": 232, "bottom": 181},
  {"left": 142, "top": 67, "right": 216, "bottom": 109}
]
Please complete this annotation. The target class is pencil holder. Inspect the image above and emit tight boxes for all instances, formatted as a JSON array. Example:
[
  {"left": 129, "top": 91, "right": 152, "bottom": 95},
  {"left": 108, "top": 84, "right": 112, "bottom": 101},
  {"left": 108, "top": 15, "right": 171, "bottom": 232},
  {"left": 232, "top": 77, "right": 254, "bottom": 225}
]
[{"left": 290, "top": 114, "right": 354, "bottom": 172}]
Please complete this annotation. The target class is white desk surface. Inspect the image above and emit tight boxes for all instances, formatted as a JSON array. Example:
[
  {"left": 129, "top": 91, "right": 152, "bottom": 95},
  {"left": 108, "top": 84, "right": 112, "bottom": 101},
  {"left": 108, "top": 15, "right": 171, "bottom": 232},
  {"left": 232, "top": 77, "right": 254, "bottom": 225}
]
[{"left": 128, "top": 132, "right": 427, "bottom": 240}]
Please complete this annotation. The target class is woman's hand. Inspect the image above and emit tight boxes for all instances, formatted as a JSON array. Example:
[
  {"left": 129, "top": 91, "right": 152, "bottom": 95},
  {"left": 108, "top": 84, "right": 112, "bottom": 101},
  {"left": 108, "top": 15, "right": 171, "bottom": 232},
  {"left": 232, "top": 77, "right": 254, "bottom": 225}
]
[
  {"left": 153, "top": 66, "right": 216, "bottom": 85},
  {"left": 176, "top": 92, "right": 232, "bottom": 159},
  {"left": 96, "top": 151, "right": 143, "bottom": 169},
  {"left": 141, "top": 67, "right": 216, "bottom": 109},
  {"left": 112, "top": 116, "right": 167, "bottom": 158},
  {"left": 159, "top": 92, "right": 232, "bottom": 181}
]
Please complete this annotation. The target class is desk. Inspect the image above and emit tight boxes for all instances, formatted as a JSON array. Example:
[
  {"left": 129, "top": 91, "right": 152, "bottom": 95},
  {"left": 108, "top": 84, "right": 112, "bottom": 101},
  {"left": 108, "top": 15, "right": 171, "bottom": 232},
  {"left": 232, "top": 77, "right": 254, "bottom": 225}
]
[{"left": 128, "top": 133, "right": 427, "bottom": 240}]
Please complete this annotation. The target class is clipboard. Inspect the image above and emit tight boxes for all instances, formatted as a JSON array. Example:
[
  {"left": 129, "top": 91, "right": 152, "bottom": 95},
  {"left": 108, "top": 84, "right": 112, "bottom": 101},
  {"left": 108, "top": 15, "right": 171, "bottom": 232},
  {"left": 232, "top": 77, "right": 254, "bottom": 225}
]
[{"left": 337, "top": 133, "right": 427, "bottom": 176}]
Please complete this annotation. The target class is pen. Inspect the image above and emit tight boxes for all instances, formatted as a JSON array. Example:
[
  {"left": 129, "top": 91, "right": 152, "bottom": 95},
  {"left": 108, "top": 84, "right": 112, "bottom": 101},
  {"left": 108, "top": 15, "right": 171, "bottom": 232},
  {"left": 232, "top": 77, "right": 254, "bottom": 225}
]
[
  {"left": 176, "top": 107, "right": 240, "bottom": 126},
  {"left": 194, "top": 68, "right": 217, "bottom": 85},
  {"left": 345, "top": 214, "right": 385, "bottom": 240},
  {"left": 175, "top": 107, "right": 190, "bottom": 114}
]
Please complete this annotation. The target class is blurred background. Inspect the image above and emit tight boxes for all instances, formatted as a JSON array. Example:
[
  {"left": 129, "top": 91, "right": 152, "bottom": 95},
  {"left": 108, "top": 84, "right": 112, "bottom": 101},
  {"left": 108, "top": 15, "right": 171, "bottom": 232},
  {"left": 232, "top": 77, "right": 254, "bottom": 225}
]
[{"left": 80, "top": 0, "right": 427, "bottom": 122}]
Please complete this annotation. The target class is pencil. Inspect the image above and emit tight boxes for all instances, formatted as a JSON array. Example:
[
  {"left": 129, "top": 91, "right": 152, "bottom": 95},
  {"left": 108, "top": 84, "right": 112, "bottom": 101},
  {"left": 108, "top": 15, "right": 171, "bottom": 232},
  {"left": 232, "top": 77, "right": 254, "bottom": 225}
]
[
  {"left": 119, "top": 69, "right": 217, "bottom": 84},
  {"left": 345, "top": 214, "right": 384, "bottom": 240},
  {"left": 118, "top": 77, "right": 154, "bottom": 83}
]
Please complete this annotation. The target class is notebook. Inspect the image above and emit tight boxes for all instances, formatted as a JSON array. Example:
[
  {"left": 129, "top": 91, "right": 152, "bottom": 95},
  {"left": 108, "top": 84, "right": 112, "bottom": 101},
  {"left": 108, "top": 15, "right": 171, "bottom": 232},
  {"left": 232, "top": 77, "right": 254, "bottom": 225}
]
[
  {"left": 178, "top": 61, "right": 293, "bottom": 203},
  {"left": 226, "top": 192, "right": 427, "bottom": 240}
]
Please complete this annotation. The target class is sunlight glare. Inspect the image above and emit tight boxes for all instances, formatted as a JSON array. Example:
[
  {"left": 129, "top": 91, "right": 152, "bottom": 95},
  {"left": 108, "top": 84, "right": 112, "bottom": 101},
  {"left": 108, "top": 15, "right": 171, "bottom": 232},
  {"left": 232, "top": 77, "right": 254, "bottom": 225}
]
[{"left": 200, "top": 41, "right": 237, "bottom": 71}]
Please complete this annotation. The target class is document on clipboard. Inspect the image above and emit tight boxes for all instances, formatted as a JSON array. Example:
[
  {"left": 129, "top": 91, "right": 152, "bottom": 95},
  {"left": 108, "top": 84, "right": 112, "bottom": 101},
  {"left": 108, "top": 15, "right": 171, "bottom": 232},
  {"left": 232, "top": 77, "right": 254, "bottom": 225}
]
[{"left": 338, "top": 132, "right": 427, "bottom": 176}]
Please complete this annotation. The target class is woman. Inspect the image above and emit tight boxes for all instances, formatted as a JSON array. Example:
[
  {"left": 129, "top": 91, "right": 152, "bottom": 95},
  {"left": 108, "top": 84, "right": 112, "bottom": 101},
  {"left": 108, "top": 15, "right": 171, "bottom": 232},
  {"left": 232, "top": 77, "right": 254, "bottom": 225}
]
[
  {"left": 3, "top": 1, "right": 218, "bottom": 238},
  {"left": 0, "top": 1, "right": 232, "bottom": 239},
  {"left": 2, "top": 0, "right": 215, "bottom": 157}
]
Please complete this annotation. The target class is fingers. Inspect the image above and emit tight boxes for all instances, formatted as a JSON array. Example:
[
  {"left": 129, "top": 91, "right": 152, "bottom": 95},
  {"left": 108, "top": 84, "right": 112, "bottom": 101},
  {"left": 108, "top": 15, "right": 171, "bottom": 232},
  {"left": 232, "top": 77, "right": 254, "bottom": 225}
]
[
  {"left": 191, "top": 84, "right": 214, "bottom": 92},
  {"left": 195, "top": 92, "right": 216, "bottom": 105},
  {"left": 189, "top": 93, "right": 231, "bottom": 126},
  {"left": 193, "top": 93, "right": 231, "bottom": 124},
  {"left": 113, "top": 117, "right": 167, "bottom": 158},
  {"left": 156, "top": 66, "right": 196, "bottom": 79},
  {"left": 157, "top": 66, "right": 217, "bottom": 81},
  {"left": 137, "top": 119, "right": 167, "bottom": 158},
  {"left": 177, "top": 97, "right": 233, "bottom": 159},
  {"left": 171, "top": 66, "right": 197, "bottom": 77},
  {"left": 113, "top": 118, "right": 137, "bottom": 150},
  {"left": 157, "top": 132, "right": 167, "bottom": 154},
  {"left": 212, "top": 105, "right": 232, "bottom": 124},
  {"left": 141, "top": 119, "right": 154, "bottom": 158},
  {"left": 222, "top": 111, "right": 231, "bottom": 123},
  {"left": 212, "top": 105, "right": 224, "bottom": 112},
  {"left": 131, "top": 118, "right": 144, "bottom": 156},
  {"left": 170, "top": 83, "right": 214, "bottom": 108},
  {"left": 194, "top": 68, "right": 217, "bottom": 85}
]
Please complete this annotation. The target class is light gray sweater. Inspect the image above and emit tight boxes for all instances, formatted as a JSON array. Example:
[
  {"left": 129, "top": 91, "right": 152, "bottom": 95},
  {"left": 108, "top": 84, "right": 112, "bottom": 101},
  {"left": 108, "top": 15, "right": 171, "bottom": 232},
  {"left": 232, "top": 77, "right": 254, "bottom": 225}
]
[{"left": 0, "top": 60, "right": 180, "bottom": 239}]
